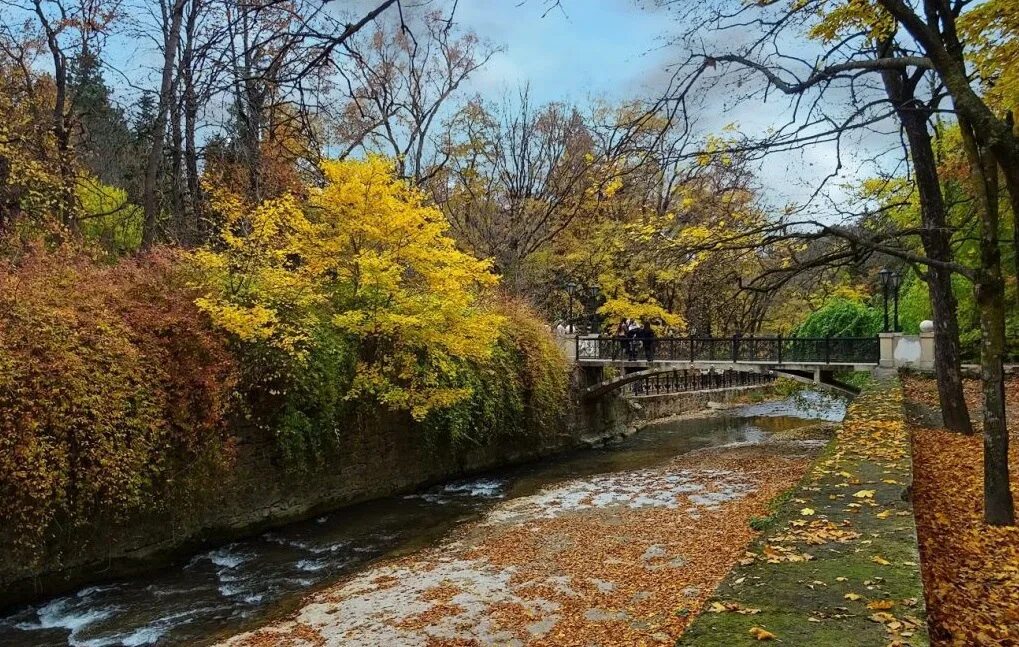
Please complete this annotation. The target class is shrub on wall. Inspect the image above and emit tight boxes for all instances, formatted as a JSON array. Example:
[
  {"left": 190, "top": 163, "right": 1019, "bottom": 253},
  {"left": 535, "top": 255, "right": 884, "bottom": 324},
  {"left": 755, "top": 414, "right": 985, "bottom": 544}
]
[
  {"left": 792, "top": 297, "right": 882, "bottom": 338},
  {"left": 423, "top": 296, "right": 570, "bottom": 446},
  {"left": 0, "top": 245, "right": 237, "bottom": 551},
  {"left": 191, "top": 157, "right": 503, "bottom": 425}
]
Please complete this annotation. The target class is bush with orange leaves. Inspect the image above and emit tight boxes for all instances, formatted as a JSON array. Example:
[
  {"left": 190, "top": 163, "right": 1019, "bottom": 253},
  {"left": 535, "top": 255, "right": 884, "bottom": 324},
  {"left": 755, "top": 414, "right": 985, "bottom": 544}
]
[{"left": 0, "top": 244, "right": 238, "bottom": 553}]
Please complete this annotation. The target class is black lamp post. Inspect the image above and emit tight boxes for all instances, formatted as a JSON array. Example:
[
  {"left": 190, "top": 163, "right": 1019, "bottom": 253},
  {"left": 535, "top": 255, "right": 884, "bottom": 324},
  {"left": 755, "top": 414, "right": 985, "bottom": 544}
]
[
  {"left": 878, "top": 268, "right": 902, "bottom": 333},
  {"left": 880, "top": 266, "right": 888, "bottom": 332}
]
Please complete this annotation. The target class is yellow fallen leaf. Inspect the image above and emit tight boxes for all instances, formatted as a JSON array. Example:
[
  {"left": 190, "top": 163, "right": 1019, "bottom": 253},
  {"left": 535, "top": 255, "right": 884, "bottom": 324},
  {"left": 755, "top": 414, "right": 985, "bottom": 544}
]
[
  {"left": 749, "top": 626, "right": 776, "bottom": 641},
  {"left": 871, "top": 555, "right": 891, "bottom": 566},
  {"left": 853, "top": 490, "right": 876, "bottom": 499},
  {"left": 868, "top": 599, "right": 894, "bottom": 610},
  {"left": 876, "top": 510, "right": 893, "bottom": 519},
  {"left": 844, "top": 593, "right": 863, "bottom": 601},
  {"left": 800, "top": 507, "right": 816, "bottom": 516}
]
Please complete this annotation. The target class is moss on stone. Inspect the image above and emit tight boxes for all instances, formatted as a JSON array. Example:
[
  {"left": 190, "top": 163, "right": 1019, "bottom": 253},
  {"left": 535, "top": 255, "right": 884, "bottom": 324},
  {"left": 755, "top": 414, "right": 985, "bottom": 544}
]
[{"left": 678, "top": 378, "right": 929, "bottom": 646}]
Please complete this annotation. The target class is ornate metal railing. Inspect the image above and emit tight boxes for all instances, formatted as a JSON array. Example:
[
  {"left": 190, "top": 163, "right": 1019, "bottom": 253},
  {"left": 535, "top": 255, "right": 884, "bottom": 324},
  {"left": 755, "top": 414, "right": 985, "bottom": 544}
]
[
  {"left": 576, "top": 335, "right": 880, "bottom": 365},
  {"left": 626, "top": 368, "right": 776, "bottom": 396}
]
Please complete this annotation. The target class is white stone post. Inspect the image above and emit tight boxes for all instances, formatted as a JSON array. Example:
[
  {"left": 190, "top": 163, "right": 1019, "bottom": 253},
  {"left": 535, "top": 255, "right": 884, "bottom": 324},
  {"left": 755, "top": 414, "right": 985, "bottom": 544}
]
[
  {"left": 879, "top": 332, "right": 897, "bottom": 368},
  {"left": 918, "top": 320, "right": 935, "bottom": 371}
]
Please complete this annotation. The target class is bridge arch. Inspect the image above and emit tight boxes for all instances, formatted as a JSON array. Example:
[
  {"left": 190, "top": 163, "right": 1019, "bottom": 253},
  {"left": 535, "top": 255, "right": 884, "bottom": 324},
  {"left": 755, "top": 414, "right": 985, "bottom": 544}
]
[
  {"left": 583, "top": 366, "right": 776, "bottom": 401},
  {"left": 582, "top": 365, "right": 861, "bottom": 401}
]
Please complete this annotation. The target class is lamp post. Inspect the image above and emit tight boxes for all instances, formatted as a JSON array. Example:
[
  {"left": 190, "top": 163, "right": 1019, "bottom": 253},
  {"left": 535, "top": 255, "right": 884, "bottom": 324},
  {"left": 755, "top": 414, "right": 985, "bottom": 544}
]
[
  {"left": 878, "top": 268, "right": 903, "bottom": 333},
  {"left": 878, "top": 268, "right": 892, "bottom": 332}
]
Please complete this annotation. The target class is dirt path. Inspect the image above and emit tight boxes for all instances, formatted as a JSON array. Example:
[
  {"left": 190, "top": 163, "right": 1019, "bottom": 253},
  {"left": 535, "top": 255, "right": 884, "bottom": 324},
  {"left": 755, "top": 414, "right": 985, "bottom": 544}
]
[{"left": 217, "top": 441, "right": 820, "bottom": 647}]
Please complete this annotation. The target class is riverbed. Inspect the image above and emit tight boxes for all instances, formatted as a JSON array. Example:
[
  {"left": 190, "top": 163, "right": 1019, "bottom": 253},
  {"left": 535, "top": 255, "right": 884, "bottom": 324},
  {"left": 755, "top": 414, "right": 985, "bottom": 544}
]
[{"left": 0, "top": 390, "right": 846, "bottom": 647}]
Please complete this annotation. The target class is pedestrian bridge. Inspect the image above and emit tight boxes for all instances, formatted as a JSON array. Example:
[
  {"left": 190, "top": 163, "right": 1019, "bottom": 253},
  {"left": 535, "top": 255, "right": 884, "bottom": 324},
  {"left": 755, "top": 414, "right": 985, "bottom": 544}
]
[{"left": 572, "top": 335, "right": 884, "bottom": 399}]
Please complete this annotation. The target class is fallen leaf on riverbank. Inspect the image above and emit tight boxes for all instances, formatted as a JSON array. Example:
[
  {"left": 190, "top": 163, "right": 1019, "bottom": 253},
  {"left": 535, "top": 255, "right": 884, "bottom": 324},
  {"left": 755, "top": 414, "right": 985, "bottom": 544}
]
[
  {"left": 906, "top": 374, "right": 1019, "bottom": 645},
  {"left": 748, "top": 626, "right": 776, "bottom": 640},
  {"left": 708, "top": 601, "right": 760, "bottom": 614}
]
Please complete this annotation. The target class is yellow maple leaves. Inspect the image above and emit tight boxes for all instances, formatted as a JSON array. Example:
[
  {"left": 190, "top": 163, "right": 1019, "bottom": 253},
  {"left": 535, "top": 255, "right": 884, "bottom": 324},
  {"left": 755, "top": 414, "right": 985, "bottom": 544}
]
[
  {"left": 193, "top": 155, "right": 504, "bottom": 419},
  {"left": 748, "top": 626, "right": 776, "bottom": 640},
  {"left": 806, "top": 0, "right": 895, "bottom": 45}
]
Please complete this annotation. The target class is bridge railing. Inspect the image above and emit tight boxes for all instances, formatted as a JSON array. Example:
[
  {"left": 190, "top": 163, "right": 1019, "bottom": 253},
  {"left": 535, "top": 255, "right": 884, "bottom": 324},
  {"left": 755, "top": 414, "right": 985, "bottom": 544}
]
[
  {"left": 628, "top": 368, "right": 776, "bottom": 396},
  {"left": 576, "top": 335, "right": 879, "bottom": 364}
]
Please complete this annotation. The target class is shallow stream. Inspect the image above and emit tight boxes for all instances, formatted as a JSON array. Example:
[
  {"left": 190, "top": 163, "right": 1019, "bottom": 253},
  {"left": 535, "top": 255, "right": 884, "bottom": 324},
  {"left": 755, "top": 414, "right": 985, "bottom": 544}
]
[{"left": 0, "top": 390, "right": 846, "bottom": 647}]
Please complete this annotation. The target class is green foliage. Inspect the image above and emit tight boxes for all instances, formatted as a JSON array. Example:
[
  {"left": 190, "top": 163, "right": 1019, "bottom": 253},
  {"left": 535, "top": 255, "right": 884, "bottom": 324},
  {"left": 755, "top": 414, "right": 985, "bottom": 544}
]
[
  {"left": 423, "top": 297, "right": 570, "bottom": 446},
  {"left": 257, "top": 326, "right": 358, "bottom": 466},
  {"left": 792, "top": 297, "right": 881, "bottom": 338},
  {"left": 895, "top": 273, "right": 933, "bottom": 334},
  {"left": 77, "top": 176, "right": 143, "bottom": 255}
]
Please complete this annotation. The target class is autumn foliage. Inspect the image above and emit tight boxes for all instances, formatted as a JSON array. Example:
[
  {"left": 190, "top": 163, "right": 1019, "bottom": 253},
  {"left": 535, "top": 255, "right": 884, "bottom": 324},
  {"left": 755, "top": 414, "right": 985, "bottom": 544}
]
[
  {"left": 0, "top": 244, "right": 238, "bottom": 549},
  {"left": 905, "top": 375, "right": 1019, "bottom": 644},
  {"left": 0, "top": 155, "right": 577, "bottom": 552},
  {"left": 192, "top": 156, "right": 504, "bottom": 421}
]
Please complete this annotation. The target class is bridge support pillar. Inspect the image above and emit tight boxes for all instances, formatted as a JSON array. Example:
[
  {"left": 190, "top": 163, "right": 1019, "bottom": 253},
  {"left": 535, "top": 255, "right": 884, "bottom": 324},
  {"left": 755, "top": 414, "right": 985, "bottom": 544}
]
[{"left": 878, "top": 332, "right": 899, "bottom": 369}]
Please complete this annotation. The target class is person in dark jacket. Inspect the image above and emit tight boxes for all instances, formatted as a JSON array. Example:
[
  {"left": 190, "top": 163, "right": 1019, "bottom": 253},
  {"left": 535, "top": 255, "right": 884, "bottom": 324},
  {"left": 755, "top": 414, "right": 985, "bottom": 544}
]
[
  {"left": 639, "top": 321, "right": 656, "bottom": 362},
  {"left": 626, "top": 321, "right": 640, "bottom": 361}
]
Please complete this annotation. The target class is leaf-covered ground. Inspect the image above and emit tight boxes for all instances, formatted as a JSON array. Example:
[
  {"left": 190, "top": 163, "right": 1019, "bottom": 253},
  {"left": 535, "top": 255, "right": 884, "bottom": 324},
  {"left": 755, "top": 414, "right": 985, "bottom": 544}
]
[
  {"left": 214, "top": 440, "right": 824, "bottom": 646},
  {"left": 904, "top": 374, "right": 1019, "bottom": 645},
  {"left": 679, "top": 378, "right": 929, "bottom": 646}
]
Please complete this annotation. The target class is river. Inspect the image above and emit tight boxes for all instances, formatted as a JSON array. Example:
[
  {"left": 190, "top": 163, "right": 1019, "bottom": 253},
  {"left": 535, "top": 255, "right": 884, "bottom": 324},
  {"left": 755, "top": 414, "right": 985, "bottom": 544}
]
[{"left": 0, "top": 390, "right": 846, "bottom": 647}]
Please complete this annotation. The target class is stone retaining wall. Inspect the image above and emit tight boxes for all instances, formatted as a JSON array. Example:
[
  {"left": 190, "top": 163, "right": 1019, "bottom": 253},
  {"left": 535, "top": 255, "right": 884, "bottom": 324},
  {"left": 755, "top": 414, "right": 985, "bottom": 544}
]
[
  {"left": 0, "top": 378, "right": 778, "bottom": 610},
  {"left": 581, "top": 385, "right": 778, "bottom": 444}
]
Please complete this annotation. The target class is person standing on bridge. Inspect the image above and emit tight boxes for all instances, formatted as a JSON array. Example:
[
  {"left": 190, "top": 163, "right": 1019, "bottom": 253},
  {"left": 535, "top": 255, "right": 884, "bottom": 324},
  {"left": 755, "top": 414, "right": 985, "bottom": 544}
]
[
  {"left": 612, "top": 320, "right": 628, "bottom": 360},
  {"left": 626, "top": 320, "right": 640, "bottom": 361},
  {"left": 639, "top": 320, "right": 656, "bottom": 362}
]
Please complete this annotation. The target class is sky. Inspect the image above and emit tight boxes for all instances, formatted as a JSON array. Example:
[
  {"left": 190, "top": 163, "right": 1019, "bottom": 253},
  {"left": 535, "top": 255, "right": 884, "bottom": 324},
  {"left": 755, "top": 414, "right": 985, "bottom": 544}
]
[
  {"left": 86, "top": 0, "right": 897, "bottom": 213},
  {"left": 435, "top": 0, "right": 899, "bottom": 212},
  {"left": 449, "top": 0, "right": 674, "bottom": 105}
]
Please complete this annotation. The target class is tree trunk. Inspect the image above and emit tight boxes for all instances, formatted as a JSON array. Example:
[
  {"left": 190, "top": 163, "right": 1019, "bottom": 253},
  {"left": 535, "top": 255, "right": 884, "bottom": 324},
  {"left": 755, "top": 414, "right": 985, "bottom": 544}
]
[
  {"left": 961, "top": 118, "right": 1015, "bottom": 526},
  {"left": 880, "top": 65, "right": 972, "bottom": 433},
  {"left": 178, "top": 0, "right": 202, "bottom": 245},
  {"left": 141, "top": 0, "right": 186, "bottom": 248}
]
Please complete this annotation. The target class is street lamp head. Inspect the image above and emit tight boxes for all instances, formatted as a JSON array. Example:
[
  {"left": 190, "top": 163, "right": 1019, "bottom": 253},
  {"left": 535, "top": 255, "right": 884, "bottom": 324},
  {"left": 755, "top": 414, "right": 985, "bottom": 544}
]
[
  {"left": 889, "top": 270, "right": 901, "bottom": 290},
  {"left": 878, "top": 267, "right": 892, "bottom": 287},
  {"left": 565, "top": 281, "right": 577, "bottom": 294}
]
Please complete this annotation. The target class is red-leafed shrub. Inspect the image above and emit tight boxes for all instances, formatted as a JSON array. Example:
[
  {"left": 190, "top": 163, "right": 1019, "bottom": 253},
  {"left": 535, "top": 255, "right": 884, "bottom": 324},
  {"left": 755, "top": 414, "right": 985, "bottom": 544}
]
[{"left": 0, "top": 244, "right": 238, "bottom": 551}]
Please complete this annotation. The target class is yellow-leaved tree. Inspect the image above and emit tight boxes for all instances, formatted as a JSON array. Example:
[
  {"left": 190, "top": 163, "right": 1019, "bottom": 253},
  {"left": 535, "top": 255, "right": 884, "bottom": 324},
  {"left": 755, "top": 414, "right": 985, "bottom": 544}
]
[{"left": 193, "top": 155, "right": 502, "bottom": 420}]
